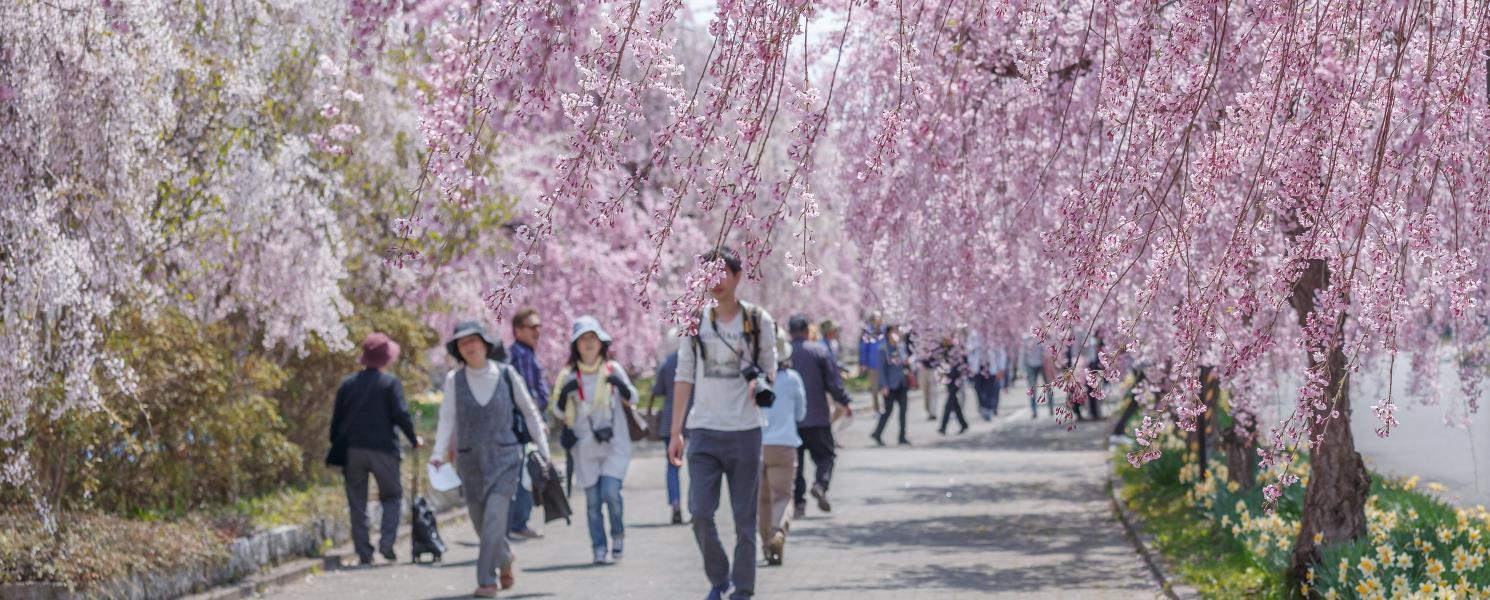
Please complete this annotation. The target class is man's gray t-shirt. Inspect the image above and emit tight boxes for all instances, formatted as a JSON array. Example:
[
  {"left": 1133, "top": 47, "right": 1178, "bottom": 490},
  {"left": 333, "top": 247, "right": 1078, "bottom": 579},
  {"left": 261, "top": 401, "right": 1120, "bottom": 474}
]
[{"left": 675, "top": 304, "right": 778, "bottom": 431}]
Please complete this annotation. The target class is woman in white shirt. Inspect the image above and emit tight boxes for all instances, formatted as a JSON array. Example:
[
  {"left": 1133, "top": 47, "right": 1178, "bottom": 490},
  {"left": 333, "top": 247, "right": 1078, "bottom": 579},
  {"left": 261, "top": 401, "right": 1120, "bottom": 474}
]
[
  {"left": 429, "top": 320, "right": 551, "bottom": 598},
  {"left": 550, "top": 316, "right": 639, "bottom": 565}
]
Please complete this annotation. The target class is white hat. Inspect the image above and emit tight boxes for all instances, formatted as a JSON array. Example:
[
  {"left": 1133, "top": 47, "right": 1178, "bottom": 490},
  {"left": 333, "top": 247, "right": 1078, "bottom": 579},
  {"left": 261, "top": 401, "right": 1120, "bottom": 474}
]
[{"left": 570, "top": 315, "right": 613, "bottom": 344}]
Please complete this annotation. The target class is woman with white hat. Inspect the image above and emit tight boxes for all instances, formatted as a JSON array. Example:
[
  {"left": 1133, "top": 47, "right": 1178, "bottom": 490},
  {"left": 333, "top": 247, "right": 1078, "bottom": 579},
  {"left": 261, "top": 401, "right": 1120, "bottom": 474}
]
[
  {"left": 550, "top": 315, "right": 639, "bottom": 564},
  {"left": 430, "top": 320, "right": 551, "bottom": 598}
]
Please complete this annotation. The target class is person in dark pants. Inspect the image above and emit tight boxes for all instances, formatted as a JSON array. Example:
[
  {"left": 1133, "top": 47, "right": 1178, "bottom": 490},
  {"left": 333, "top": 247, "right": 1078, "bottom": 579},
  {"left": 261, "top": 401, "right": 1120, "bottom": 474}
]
[
  {"left": 938, "top": 337, "right": 969, "bottom": 435},
  {"left": 330, "top": 332, "right": 421, "bottom": 566},
  {"left": 667, "top": 246, "right": 778, "bottom": 600},
  {"left": 506, "top": 307, "right": 549, "bottom": 540},
  {"left": 871, "top": 326, "right": 911, "bottom": 446},
  {"left": 786, "top": 315, "right": 854, "bottom": 518}
]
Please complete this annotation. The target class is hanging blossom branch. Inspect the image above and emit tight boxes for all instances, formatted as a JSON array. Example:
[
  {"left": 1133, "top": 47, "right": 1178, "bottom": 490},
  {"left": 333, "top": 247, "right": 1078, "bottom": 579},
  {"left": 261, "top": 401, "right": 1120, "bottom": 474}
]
[{"left": 833, "top": 0, "right": 1490, "bottom": 521}]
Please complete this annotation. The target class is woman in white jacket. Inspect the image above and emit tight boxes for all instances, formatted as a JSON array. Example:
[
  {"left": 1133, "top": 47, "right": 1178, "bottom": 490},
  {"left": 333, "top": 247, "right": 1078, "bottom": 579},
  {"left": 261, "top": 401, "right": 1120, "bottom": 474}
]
[{"left": 550, "top": 315, "right": 638, "bottom": 564}]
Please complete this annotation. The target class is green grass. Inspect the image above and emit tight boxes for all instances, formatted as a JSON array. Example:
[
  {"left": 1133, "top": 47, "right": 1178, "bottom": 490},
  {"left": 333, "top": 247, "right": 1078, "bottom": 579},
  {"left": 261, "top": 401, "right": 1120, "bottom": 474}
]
[
  {"left": 1116, "top": 452, "right": 1292, "bottom": 599},
  {"left": 1116, "top": 426, "right": 1490, "bottom": 599}
]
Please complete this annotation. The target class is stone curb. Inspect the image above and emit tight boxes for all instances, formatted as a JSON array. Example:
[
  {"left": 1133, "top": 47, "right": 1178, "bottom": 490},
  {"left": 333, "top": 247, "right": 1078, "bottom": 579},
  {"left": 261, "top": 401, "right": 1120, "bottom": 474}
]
[
  {"left": 1106, "top": 442, "right": 1199, "bottom": 600},
  {"left": 187, "top": 507, "right": 472, "bottom": 600}
]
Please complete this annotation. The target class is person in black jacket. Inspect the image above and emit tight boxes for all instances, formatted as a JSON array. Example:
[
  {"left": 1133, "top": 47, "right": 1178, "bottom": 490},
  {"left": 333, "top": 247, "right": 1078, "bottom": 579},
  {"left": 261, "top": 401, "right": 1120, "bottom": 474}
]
[{"left": 330, "top": 332, "right": 422, "bottom": 565}]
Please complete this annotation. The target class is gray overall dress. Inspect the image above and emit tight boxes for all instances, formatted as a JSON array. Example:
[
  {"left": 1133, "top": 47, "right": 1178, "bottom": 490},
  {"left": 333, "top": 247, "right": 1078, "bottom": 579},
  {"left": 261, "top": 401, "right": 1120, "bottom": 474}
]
[{"left": 454, "top": 366, "right": 524, "bottom": 586}]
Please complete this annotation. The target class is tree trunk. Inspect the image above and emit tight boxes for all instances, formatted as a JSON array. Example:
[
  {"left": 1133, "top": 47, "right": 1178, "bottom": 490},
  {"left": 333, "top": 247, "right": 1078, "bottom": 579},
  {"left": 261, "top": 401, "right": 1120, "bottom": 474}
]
[
  {"left": 1287, "top": 257, "right": 1371, "bottom": 585},
  {"left": 1220, "top": 421, "right": 1256, "bottom": 490}
]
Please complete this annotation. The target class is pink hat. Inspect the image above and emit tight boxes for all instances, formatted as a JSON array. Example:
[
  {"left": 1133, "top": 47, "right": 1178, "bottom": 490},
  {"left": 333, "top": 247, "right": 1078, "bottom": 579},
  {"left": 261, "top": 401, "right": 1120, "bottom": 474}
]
[{"left": 357, "top": 333, "right": 401, "bottom": 370}]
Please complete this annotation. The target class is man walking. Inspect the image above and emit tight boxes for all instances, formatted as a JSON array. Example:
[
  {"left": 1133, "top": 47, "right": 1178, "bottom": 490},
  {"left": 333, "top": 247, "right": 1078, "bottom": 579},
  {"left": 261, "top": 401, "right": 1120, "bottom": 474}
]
[
  {"left": 858, "top": 314, "right": 885, "bottom": 414},
  {"left": 329, "top": 332, "right": 421, "bottom": 565},
  {"left": 1021, "top": 335, "right": 1055, "bottom": 418},
  {"left": 787, "top": 314, "right": 853, "bottom": 518},
  {"left": 668, "top": 246, "right": 777, "bottom": 600},
  {"left": 507, "top": 308, "right": 548, "bottom": 540}
]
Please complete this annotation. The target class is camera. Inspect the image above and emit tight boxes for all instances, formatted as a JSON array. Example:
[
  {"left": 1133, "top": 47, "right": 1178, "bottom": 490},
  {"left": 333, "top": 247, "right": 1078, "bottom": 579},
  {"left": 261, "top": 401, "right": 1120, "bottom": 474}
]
[
  {"left": 592, "top": 425, "right": 615, "bottom": 443},
  {"left": 741, "top": 365, "right": 775, "bottom": 407}
]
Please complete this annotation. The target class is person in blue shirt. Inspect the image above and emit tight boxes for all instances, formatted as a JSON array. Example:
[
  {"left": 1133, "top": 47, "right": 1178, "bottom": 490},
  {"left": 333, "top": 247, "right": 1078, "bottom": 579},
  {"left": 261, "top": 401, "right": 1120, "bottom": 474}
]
[
  {"left": 758, "top": 329, "right": 805, "bottom": 566},
  {"left": 650, "top": 330, "right": 693, "bottom": 525},
  {"left": 506, "top": 308, "right": 549, "bottom": 540},
  {"left": 858, "top": 314, "right": 885, "bottom": 413},
  {"left": 871, "top": 326, "right": 913, "bottom": 445}
]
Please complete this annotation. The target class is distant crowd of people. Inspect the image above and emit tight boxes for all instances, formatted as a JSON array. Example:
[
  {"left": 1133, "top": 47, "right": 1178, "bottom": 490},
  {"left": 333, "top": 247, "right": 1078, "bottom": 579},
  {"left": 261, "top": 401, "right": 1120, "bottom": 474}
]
[{"left": 327, "top": 245, "right": 1110, "bottom": 599}]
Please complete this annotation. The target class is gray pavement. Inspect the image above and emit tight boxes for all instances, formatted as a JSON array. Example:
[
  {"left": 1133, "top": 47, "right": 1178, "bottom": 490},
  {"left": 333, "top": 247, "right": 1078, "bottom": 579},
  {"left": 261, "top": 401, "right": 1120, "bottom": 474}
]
[
  {"left": 1254, "top": 360, "right": 1490, "bottom": 508},
  {"left": 1350, "top": 362, "right": 1490, "bottom": 508},
  {"left": 263, "top": 393, "right": 1158, "bottom": 599}
]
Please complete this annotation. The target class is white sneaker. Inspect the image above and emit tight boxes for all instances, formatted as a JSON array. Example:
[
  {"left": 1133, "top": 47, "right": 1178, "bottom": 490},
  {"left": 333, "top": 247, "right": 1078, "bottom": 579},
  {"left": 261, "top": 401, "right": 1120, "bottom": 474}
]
[
  {"left": 611, "top": 537, "right": 624, "bottom": 561},
  {"left": 593, "top": 547, "right": 610, "bottom": 564}
]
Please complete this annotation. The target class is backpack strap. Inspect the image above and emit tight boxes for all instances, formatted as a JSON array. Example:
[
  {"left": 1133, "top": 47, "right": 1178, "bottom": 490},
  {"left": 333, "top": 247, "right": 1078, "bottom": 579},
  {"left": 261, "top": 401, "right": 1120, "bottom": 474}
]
[{"left": 739, "top": 300, "right": 761, "bottom": 367}]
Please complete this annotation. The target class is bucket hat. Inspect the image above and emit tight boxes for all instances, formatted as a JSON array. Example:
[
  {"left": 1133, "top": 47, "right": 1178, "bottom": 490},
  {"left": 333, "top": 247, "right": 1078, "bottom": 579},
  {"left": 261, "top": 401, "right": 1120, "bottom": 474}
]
[
  {"left": 358, "top": 332, "right": 400, "bottom": 370},
  {"left": 446, "top": 320, "right": 505, "bottom": 364},
  {"left": 569, "top": 315, "right": 613, "bottom": 345}
]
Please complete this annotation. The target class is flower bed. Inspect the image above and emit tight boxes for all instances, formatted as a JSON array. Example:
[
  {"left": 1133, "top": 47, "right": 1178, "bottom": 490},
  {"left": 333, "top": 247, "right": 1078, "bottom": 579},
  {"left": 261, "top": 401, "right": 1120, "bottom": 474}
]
[{"left": 1117, "top": 430, "right": 1490, "bottom": 599}]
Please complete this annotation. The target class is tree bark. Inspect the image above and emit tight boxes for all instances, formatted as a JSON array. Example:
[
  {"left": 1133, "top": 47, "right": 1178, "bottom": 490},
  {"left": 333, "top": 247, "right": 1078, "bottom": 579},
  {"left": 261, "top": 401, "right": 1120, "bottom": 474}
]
[
  {"left": 1287, "top": 257, "right": 1371, "bottom": 585},
  {"left": 1220, "top": 420, "right": 1256, "bottom": 490}
]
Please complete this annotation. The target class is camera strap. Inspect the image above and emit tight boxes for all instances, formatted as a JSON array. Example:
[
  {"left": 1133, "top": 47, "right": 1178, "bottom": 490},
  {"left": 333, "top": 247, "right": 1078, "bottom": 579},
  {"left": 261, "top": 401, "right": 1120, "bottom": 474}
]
[
  {"left": 709, "top": 303, "right": 772, "bottom": 383},
  {"left": 573, "top": 363, "right": 614, "bottom": 430}
]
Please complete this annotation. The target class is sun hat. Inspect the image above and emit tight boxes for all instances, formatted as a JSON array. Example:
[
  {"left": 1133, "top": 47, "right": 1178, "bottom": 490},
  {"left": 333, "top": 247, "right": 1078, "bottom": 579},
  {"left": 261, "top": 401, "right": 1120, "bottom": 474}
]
[
  {"left": 570, "top": 315, "right": 613, "bottom": 344},
  {"left": 358, "top": 332, "right": 400, "bottom": 370},
  {"left": 445, "top": 320, "right": 504, "bottom": 364}
]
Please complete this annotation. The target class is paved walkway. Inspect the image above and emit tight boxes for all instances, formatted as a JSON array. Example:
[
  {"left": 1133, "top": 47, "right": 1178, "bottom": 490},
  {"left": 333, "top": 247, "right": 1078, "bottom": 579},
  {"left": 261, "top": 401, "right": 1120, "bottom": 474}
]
[{"left": 264, "top": 393, "right": 1158, "bottom": 599}]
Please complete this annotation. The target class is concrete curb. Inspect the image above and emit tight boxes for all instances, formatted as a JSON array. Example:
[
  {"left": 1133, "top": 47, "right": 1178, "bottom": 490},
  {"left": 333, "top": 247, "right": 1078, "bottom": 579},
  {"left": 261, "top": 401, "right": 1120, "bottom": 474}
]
[
  {"left": 1106, "top": 443, "right": 1198, "bottom": 600},
  {"left": 187, "top": 507, "right": 472, "bottom": 600}
]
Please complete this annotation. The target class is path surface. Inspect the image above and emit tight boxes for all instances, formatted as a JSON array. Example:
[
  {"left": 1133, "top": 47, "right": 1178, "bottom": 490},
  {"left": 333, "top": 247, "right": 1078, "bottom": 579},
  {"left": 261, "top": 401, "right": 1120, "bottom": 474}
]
[
  {"left": 264, "top": 392, "right": 1157, "bottom": 599},
  {"left": 1260, "top": 361, "right": 1490, "bottom": 508},
  {"left": 1351, "top": 363, "right": 1490, "bottom": 508}
]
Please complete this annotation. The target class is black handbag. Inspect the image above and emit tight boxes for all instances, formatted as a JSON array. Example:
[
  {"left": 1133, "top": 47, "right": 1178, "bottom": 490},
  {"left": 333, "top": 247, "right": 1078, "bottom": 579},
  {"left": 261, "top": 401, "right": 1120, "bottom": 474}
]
[
  {"left": 503, "top": 367, "right": 533, "bottom": 445},
  {"left": 325, "top": 437, "right": 349, "bottom": 467}
]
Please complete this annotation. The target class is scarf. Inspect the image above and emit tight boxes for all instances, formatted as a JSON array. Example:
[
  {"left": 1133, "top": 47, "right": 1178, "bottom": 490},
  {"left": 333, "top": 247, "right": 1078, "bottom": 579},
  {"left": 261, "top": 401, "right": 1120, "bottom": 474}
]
[{"left": 554, "top": 360, "right": 611, "bottom": 426}]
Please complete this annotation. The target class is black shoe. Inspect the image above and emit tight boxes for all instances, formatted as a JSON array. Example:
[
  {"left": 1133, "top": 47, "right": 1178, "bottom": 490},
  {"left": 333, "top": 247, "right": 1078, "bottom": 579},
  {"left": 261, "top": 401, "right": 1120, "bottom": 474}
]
[
  {"left": 937, "top": 428, "right": 947, "bottom": 436},
  {"left": 958, "top": 425, "right": 968, "bottom": 434},
  {"left": 672, "top": 507, "right": 684, "bottom": 525},
  {"left": 793, "top": 501, "right": 807, "bottom": 519},
  {"left": 380, "top": 548, "right": 397, "bottom": 562},
  {"left": 898, "top": 438, "right": 912, "bottom": 446},
  {"left": 810, "top": 484, "right": 831, "bottom": 513},
  {"left": 926, "top": 415, "right": 937, "bottom": 421},
  {"left": 870, "top": 434, "right": 885, "bottom": 446},
  {"left": 357, "top": 555, "right": 374, "bottom": 567}
]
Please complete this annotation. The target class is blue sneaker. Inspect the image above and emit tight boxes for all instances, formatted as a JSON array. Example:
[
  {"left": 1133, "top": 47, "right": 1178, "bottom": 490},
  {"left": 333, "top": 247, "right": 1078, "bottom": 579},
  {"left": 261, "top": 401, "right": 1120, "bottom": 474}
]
[{"left": 705, "top": 584, "right": 730, "bottom": 600}]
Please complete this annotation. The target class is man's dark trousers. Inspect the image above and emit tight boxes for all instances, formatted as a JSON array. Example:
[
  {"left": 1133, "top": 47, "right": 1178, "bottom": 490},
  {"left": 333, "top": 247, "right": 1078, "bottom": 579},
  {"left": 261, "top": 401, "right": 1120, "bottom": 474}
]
[
  {"left": 344, "top": 447, "right": 403, "bottom": 561},
  {"left": 793, "top": 426, "right": 836, "bottom": 505}
]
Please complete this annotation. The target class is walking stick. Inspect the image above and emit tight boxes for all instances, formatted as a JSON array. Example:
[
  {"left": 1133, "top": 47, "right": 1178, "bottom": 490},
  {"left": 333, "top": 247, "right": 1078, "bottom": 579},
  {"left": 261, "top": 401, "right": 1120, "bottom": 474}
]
[{"left": 410, "top": 411, "right": 420, "bottom": 513}]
